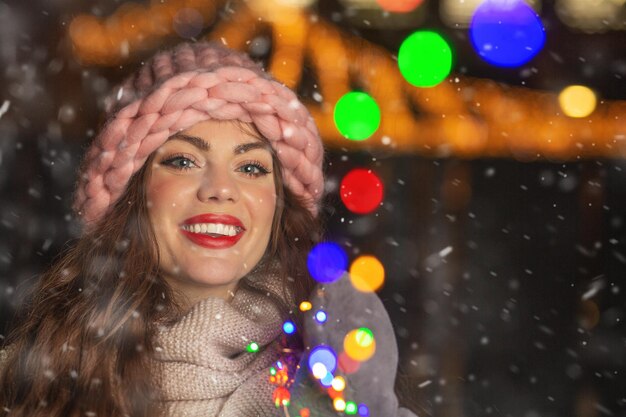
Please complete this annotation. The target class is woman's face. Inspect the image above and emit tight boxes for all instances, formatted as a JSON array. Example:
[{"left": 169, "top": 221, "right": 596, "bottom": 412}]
[{"left": 146, "top": 120, "right": 276, "bottom": 304}]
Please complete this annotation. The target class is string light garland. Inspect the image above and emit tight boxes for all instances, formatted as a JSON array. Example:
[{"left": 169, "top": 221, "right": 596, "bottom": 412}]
[{"left": 268, "top": 293, "right": 376, "bottom": 416}]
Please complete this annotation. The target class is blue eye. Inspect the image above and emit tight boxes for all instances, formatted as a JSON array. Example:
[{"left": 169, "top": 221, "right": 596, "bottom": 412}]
[
  {"left": 160, "top": 154, "right": 271, "bottom": 177},
  {"left": 239, "top": 161, "right": 271, "bottom": 178},
  {"left": 161, "top": 155, "right": 197, "bottom": 171}
]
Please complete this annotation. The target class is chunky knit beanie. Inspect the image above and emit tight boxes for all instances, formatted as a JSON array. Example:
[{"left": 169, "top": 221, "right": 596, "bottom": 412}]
[{"left": 72, "top": 41, "right": 324, "bottom": 228}]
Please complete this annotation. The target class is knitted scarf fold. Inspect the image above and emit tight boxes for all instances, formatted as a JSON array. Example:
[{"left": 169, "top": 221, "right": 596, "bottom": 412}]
[{"left": 152, "top": 263, "right": 289, "bottom": 417}]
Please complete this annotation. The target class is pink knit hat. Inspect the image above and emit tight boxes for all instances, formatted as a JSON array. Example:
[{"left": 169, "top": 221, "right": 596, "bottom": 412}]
[{"left": 73, "top": 41, "right": 324, "bottom": 228}]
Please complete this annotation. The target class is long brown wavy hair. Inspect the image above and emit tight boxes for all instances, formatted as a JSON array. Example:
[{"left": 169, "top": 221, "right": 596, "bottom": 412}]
[{"left": 0, "top": 123, "right": 324, "bottom": 417}]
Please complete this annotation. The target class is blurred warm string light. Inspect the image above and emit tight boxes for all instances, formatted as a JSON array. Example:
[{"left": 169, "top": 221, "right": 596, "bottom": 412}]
[
  {"left": 69, "top": 0, "right": 626, "bottom": 159},
  {"left": 555, "top": 0, "right": 626, "bottom": 32},
  {"left": 558, "top": 85, "right": 598, "bottom": 118},
  {"left": 440, "top": 0, "right": 541, "bottom": 28},
  {"left": 244, "top": 0, "right": 314, "bottom": 22},
  {"left": 69, "top": 0, "right": 223, "bottom": 65}
]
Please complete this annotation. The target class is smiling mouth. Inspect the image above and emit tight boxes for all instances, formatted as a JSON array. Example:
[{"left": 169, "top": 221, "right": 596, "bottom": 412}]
[
  {"left": 180, "top": 223, "right": 244, "bottom": 237},
  {"left": 179, "top": 223, "right": 245, "bottom": 249}
]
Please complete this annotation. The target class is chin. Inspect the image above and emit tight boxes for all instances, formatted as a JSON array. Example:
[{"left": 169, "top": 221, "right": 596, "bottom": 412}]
[{"left": 184, "top": 260, "right": 242, "bottom": 287}]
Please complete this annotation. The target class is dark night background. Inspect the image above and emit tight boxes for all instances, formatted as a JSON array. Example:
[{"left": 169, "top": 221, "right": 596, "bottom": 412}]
[{"left": 0, "top": 0, "right": 625, "bottom": 416}]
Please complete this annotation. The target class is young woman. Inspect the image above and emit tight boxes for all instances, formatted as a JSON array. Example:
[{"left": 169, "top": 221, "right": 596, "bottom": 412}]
[{"left": 0, "top": 42, "right": 415, "bottom": 417}]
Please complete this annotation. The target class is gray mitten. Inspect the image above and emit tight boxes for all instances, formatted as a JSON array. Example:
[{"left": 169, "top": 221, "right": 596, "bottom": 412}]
[{"left": 285, "top": 272, "right": 417, "bottom": 417}]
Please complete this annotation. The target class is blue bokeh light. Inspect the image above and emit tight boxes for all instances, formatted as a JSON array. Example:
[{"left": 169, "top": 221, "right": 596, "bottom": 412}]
[
  {"left": 283, "top": 320, "right": 296, "bottom": 335},
  {"left": 307, "top": 242, "right": 348, "bottom": 284},
  {"left": 308, "top": 346, "right": 337, "bottom": 375},
  {"left": 470, "top": 0, "right": 545, "bottom": 67},
  {"left": 358, "top": 404, "right": 370, "bottom": 416},
  {"left": 320, "top": 371, "right": 334, "bottom": 387},
  {"left": 315, "top": 310, "right": 328, "bottom": 323}
]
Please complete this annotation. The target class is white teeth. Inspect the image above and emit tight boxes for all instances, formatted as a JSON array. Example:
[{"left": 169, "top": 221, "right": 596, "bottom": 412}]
[{"left": 183, "top": 223, "right": 241, "bottom": 237}]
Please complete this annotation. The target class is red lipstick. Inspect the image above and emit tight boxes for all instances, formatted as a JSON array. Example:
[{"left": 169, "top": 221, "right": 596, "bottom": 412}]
[{"left": 180, "top": 213, "right": 246, "bottom": 249}]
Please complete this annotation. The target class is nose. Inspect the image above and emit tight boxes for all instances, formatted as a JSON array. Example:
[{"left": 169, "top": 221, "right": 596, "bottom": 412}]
[{"left": 197, "top": 167, "right": 240, "bottom": 203}]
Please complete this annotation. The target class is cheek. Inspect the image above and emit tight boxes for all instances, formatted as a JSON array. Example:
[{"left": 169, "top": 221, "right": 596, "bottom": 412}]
[
  {"left": 244, "top": 184, "right": 277, "bottom": 225},
  {"left": 146, "top": 174, "right": 192, "bottom": 220},
  {"left": 260, "top": 187, "right": 277, "bottom": 229}
]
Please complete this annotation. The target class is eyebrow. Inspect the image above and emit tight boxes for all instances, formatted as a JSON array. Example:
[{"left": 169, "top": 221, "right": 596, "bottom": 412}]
[{"left": 167, "top": 133, "right": 271, "bottom": 155}]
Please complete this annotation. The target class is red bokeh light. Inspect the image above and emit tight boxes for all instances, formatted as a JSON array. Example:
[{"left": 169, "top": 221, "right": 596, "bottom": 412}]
[{"left": 340, "top": 169, "right": 384, "bottom": 214}]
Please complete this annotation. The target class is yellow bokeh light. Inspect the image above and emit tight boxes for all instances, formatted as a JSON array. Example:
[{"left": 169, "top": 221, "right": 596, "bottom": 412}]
[
  {"left": 331, "top": 376, "right": 346, "bottom": 391},
  {"left": 333, "top": 398, "right": 347, "bottom": 411},
  {"left": 558, "top": 85, "right": 597, "bottom": 118},
  {"left": 343, "top": 328, "right": 376, "bottom": 362},
  {"left": 349, "top": 255, "right": 385, "bottom": 292},
  {"left": 299, "top": 301, "right": 312, "bottom": 311}
]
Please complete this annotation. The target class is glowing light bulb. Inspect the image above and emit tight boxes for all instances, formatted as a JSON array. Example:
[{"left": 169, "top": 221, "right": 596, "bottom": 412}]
[
  {"left": 345, "top": 401, "right": 358, "bottom": 415},
  {"left": 315, "top": 310, "right": 328, "bottom": 323},
  {"left": 333, "top": 398, "right": 347, "bottom": 411},
  {"left": 332, "top": 376, "right": 346, "bottom": 391},
  {"left": 272, "top": 386, "right": 291, "bottom": 408},
  {"left": 312, "top": 362, "right": 328, "bottom": 379},
  {"left": 283, "top": 320, "right": 296, "bottom": 334}
]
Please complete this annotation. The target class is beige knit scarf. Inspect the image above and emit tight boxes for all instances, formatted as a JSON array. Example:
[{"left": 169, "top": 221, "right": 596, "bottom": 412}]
[{"left": 152, "top": 264, "right": 290, "bottom": 417}]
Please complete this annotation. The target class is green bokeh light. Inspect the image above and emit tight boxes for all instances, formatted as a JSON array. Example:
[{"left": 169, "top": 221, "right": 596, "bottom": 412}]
[
  {"left": 333, "top": 92, "right": 381, "bottom": 141},
  {"left": 345, "top": 401, "right": 358, "bottom": 415},
  {"left": 398, "top": 31, "right": 453, "bottom": 88}
]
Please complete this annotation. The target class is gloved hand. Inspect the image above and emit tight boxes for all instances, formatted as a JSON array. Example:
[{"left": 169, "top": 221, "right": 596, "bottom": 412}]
[{"left": 284, "top": 272, "right": 417, "bottom": 417}]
